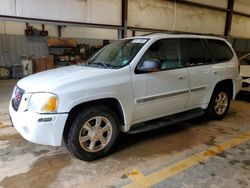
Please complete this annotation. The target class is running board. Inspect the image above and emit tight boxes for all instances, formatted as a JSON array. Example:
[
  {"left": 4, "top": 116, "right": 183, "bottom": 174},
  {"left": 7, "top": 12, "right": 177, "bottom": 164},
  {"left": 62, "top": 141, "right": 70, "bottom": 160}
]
[{"left": 128, "top": 108, "right": 204, "bottom": 134}]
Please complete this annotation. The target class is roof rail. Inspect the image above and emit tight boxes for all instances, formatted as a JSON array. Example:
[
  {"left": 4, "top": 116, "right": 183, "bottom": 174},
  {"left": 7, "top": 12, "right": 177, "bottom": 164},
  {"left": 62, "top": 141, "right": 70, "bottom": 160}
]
[{"left": 139, "top": 31, "right": 224, "bottom": 37}]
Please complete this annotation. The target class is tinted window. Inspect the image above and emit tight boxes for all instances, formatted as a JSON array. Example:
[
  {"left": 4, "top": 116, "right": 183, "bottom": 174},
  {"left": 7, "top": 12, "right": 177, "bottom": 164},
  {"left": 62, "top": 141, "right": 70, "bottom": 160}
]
[
  {"left": 207, "top": 39, "right": 233, "bottom": 62},
  {"left": 184, "top": 39, "right": 205, "bottom": 65},
  {"left": 202, "top": 39, "right": 213, "bottom": 63},
  {"left": 141, "top": 39, "right": 183, "bottom": 70}
]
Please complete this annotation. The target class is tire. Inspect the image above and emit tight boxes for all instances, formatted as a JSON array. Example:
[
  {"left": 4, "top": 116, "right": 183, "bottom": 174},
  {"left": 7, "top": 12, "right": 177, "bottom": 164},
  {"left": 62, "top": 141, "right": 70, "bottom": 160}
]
[
  {"left": 66, "top": 106, "right": 120, "bottom": 161},
  {"left": 0, "top": 66, "right": 11, "bottom": 79},
  {"left": 206, "top": 86, "right": 231, "bottom": 120}
]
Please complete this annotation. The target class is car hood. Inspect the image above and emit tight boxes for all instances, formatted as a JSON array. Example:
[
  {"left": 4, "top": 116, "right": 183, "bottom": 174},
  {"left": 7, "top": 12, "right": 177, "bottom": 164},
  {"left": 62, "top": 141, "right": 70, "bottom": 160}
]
[{"left": 17, "top": 65, "right": 113, "bottom": 92}]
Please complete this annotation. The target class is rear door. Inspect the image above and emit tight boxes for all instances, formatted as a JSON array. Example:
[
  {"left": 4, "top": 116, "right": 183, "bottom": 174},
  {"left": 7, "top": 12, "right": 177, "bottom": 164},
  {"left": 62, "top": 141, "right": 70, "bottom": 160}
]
[{"left": 182, "top": 38, "right": 213, "bottom": 108}]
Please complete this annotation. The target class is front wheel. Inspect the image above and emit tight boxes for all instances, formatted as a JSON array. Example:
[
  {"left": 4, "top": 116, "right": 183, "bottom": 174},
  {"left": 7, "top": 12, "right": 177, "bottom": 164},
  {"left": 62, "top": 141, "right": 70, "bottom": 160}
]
[
  {"left": 206, "top": 86, "right": 231, "bottom": 120},
  {"left": 66, "top": 106, "right": 120, "bottom": 161}
]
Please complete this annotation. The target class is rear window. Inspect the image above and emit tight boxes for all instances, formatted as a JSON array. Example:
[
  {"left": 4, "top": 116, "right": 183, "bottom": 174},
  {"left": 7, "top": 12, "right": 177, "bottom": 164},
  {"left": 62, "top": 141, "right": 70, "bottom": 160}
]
[{"left": 207, "top": 39, "right": 233, "bottom": 62}]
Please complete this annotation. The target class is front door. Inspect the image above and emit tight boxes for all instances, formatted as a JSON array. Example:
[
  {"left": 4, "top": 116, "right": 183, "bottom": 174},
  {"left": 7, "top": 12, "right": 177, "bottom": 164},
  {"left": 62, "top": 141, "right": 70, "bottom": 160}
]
[{"left": 131, "top": 38, "right": 189, "bottom": 123}]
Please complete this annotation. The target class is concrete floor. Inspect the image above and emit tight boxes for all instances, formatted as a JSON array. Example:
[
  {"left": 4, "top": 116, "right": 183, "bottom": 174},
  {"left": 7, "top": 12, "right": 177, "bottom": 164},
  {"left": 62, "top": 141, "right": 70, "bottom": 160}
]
[{"left": 0, "top": 79, "right": 250, "bottom": 188}]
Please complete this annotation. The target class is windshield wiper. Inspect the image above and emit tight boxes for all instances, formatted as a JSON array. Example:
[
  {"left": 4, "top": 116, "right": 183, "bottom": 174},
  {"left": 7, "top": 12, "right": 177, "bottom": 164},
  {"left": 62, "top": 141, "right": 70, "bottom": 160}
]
[{"left": 89, "top": 62, "right": 111, "bottom": 69}]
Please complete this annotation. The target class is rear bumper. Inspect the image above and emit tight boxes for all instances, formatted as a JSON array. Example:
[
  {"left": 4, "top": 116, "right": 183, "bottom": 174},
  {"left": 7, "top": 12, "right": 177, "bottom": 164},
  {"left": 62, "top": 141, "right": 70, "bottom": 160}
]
[{"left": 9, "top": 104, "right": 68, "bottom": 146}]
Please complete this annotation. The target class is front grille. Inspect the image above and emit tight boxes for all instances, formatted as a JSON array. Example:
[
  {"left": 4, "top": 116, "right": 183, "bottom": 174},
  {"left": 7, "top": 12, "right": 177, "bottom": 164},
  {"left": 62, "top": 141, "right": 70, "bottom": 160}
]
[{"left": 12, "top": 86, "right": 25, "bottom": 111}]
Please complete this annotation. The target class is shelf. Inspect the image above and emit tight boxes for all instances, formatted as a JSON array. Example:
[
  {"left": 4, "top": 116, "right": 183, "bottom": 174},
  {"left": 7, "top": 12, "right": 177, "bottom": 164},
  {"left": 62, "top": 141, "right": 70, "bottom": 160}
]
[
  {"left": 49, "top": 46, "right": 75, "bottom": 49},
  {"left": 48, "top": 43, "right": 77, "bottom": 68}
]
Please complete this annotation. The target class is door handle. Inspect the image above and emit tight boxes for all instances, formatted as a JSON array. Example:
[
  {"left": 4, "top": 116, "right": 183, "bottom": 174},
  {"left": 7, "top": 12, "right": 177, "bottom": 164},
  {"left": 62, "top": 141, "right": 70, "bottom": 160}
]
[
  {"left": 177, "top": 75, "right": 186, "bottom": 80},
  {"left": 213, "top": 71, "right": 220, "bottom": 75}
]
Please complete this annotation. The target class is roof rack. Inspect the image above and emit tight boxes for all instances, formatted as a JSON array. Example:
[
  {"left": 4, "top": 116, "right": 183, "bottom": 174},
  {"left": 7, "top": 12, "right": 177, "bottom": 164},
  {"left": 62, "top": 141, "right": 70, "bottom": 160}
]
[
  {"left": 140, "top": 31, "right": 224, "bottom": 37},
  {"left": 128, "top": 27, "right": 224, "bottom": 38}
]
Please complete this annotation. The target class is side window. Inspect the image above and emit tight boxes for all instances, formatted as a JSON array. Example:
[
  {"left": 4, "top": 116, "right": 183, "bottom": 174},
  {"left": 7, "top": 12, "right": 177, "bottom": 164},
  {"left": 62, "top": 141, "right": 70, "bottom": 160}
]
[
  {"left": 141, "top": 39, "right": 183, "bottom": 71},
  {"left": 184, "top": 39, "right": 205, "bottom": 65},
  {"left": 202, "top": 39, "right": 213, "bottom": 64},
  {"left": 207, "top": 39, "right": 233, "bottom": 62}
]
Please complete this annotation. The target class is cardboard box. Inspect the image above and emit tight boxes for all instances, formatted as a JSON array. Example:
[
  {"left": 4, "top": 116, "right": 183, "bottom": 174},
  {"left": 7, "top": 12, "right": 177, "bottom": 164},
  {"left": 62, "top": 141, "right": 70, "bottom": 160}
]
[{"left": 33, "top": 55, "right": 54, "bottom": 73}]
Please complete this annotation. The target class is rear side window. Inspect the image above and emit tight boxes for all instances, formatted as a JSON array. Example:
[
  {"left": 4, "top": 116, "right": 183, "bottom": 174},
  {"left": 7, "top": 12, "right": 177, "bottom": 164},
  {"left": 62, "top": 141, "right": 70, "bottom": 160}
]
[
  {"left": 184, "top": 39, "right": 205, "bottom": 65},
  {"left": 207, "top": 39, "right": 233, "bottom": 62}
]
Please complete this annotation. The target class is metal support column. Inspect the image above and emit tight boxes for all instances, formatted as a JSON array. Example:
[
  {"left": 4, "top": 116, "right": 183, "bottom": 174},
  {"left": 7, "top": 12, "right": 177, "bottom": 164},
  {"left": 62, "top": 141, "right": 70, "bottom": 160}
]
[
  {"left": 120, "top": 0, "right": 128, "bottom": 39},
  {"left": 224, "top": 0, "right": 235, "bottom": 37}
]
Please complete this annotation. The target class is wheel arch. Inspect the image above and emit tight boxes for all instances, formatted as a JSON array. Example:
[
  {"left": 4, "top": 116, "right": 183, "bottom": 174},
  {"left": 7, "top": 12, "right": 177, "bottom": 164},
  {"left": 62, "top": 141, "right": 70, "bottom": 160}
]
[
  {"left": 63, "top": 98, "right": 125, "bottom": 141},
  {"left": 213, "top": 79, "right": 234, "bottom": 100},
  {"left": 205, "top": 79, "right": 233, "bottom": 120}
]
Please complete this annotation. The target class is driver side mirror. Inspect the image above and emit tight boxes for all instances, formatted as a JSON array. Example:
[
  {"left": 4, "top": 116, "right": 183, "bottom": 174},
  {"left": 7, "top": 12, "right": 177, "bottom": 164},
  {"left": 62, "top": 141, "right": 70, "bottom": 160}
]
[{"left": 136, "top": 59, "right": 161, "bottom": 73}]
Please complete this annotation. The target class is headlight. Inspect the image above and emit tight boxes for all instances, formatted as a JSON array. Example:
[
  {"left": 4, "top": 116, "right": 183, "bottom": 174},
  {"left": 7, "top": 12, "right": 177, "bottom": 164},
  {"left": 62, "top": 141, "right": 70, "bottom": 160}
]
[{"left": 28, "top": 93, "right": 58, "bottom": 113}]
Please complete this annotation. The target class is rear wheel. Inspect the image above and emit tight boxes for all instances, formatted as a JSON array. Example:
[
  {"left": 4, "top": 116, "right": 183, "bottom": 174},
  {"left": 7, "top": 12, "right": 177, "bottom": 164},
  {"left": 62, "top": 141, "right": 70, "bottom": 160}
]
[
  {"left": 206, "top": 86, "right": 231, "bottom": 120},
  {"left": 66, "top": 106, "right": 119, "bottom": 161}
]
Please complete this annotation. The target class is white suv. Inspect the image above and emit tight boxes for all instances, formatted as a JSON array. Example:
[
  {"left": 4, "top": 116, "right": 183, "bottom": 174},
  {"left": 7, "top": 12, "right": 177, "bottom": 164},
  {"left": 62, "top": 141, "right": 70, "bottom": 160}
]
[{"left": 9, "top": 34, "right": 241, "bottom": 160}]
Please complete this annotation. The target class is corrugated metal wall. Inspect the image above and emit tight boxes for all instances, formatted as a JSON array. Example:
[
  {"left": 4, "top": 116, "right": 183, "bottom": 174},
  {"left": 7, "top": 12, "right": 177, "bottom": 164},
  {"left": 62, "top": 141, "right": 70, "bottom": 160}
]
[
  {"left": 0, "top": 34, "right": 103, "bottom": 66},
  {"left": 0, "top": 34, "right": 48, "bottom": 66},
  {"left": 233, "top": 38, "right": 250, "bottom": 56}
]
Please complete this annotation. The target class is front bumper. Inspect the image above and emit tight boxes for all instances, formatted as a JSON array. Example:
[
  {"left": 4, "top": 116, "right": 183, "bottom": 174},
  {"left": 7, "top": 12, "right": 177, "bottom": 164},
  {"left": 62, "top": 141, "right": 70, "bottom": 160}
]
[{"left": 9, "top": 104, "right": 68, "bottom": 146}]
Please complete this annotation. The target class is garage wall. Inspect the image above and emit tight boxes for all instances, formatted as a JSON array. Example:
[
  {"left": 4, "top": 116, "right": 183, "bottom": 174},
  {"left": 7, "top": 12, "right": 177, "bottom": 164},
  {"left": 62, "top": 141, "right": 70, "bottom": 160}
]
[
  {"left": 231, "top": 15, "right": 250, "bottom": 39},
  {"left": 0, "top": 20, "right": 114, "bottom": 66},
  {"left": 0, "top": 0, "right": 231, "bottom": 37},
  {"left": 1, "top": 0, "right": 250, "bottom": 39},
  {"left": 233, "top": 38, "right": 250, "bottom": 56},
  {"left": 1, "top": 0, "right": 250, "bottom": 38},
  {"left": 0, "top": 34, "right": 48, "bottom": 66},
  {"left": 175, "top": 4, "right": 226, "bottom": 34},
  {"left": 0, "top": 0, "right": 119, "bottom": 40},
  {"left": 234, "top": 0, "right": 250, "bottom": 15},
  {"left": 128, "top": 0, "right": 226, "bottom": 35},
  {"left": 0, "top": 21, "right": 117, "bottom": 40},
  {"left": 1, "top": 0, "right": 121, "bottom": 25},
  {"left": 0, "top": 33, "right": 104, "bottom": 66},
  {"left": 231, "top": 0, "right": 250, "bottom": 38},
  {"left": 185, "top": 0, "right": 227, "bottom": 8}
]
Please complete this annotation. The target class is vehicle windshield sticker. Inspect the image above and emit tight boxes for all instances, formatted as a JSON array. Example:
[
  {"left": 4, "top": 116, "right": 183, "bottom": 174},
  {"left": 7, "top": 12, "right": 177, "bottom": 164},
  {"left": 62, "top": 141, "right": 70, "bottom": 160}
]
[{"left": 131, "top": 39, "right": 147, "bottom": 44}]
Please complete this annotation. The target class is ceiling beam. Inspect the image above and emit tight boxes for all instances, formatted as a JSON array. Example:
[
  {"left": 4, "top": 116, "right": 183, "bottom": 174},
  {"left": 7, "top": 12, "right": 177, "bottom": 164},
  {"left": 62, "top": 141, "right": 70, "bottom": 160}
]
[
  {"left": 174, "top": 0, "right": 228, "bottom": 12},
  {"left": 0, "top": 15, "right": 123, "bottom": 30}
]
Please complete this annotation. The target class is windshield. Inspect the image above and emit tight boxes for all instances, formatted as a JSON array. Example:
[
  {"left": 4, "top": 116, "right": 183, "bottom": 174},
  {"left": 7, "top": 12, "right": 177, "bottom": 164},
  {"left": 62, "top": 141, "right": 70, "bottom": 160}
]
[{"left": 87, "top": 38, "right": 148, "bottom": 69}]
